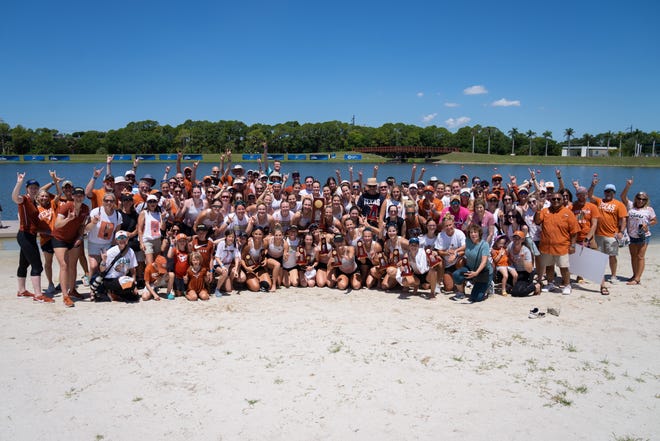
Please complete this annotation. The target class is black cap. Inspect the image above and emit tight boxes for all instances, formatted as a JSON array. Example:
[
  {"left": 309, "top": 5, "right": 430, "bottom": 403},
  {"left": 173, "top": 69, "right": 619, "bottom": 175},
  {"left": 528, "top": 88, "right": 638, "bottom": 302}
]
[
  {"left": 121, "top": 194, "right": 134, "bottom": 202},
  {"left": 104, "top": 174, "right": 114, "bottom": 181},
  {"left": 72, "top": 187, "right": 85, "bottom": 195}
]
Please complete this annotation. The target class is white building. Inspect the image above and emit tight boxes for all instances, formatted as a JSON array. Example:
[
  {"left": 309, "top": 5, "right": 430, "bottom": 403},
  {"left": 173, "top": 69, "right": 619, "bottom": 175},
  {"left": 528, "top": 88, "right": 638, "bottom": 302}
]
[{"left": 561, "top": 145, "right": 618, "bottom": 157}]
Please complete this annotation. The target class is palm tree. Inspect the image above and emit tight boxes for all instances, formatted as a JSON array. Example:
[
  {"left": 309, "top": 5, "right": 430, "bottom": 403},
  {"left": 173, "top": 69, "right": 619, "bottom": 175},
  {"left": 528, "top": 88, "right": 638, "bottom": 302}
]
[
  {"left": 471, "top": 126, "right": 478, "bottom": 154},
  {"left": 583, "top": 133, "right": 593, "bottom": 147},
  {"left": 650, "top": 131, "right": 659, "bottom": 156},
  {"left": 526, "top": 130, "right": 536, "bottom": 155},
  {"left": 604, "top": 130, "right": 613, "bottom": 147},
  {"left": 508, "top": 128, "right": 519, "bottom": 155},
  {"left": 617, "top": 131, "right": 625, "bottom": 157},
  {"left": 564, "top": 128, "right": 575, "bottom": 154},
  {"left": 542, "top": 130, "right": 552, "bottom": 156}
]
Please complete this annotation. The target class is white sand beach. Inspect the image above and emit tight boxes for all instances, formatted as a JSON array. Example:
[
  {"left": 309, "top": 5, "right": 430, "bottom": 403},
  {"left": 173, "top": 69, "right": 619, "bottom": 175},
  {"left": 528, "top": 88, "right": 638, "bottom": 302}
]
[{"left": 1, "top": 243, "right": 658, "bottom": 441}]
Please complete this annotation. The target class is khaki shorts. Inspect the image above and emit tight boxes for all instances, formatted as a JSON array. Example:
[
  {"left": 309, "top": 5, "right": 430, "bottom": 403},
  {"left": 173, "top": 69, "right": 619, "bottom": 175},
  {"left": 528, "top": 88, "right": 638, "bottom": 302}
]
[
  {"left": 595, "top": 235, "right": 619, "bottom": 256},
  {"left": 540, "top": 253, "right": 570, "bottom": 268}
]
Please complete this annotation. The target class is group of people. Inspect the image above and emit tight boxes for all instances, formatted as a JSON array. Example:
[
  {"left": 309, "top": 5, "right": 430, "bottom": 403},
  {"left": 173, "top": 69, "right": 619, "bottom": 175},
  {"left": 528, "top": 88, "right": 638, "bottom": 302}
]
[{"left": 13, "top": 152, "right": 656, "bottom": 306}]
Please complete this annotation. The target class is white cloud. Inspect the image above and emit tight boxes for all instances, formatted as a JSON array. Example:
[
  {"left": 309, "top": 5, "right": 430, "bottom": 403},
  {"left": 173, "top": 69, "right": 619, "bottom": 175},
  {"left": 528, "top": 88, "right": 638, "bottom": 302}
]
[
  {"left": 445, "top": 116, "right": 471, "bottom": 128},
  {"left": 416, "top": 92, "right": 424, "bottom": 97},
  {"left": 463, "top": 85, "right": 488, "bottom": 95},
  {"left": 422, "top": 113, "right": 438, "bottom": 123},
  {"left": 444, "top": 102, "right": 459, "bottom": 108},
  {"left": 491, "top": 98, "right": 521, "bottom": 107}
]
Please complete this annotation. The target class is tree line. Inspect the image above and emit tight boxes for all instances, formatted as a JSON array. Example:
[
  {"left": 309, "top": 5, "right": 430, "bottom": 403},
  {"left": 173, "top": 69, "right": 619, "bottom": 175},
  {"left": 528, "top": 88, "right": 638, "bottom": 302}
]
[{"left": 0, "top": 118, "right": 657, "bottom": 157}]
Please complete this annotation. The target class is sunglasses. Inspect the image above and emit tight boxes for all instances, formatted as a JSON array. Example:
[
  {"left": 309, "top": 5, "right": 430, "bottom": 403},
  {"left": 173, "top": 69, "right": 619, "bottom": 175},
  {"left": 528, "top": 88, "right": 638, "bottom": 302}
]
[
  {"left": 550, "top": 197, "right": 562, "bottom": 201},
  {"left": 636, "top": 197, "right": 648, "bottom": 201},
  {"left": 103, "top": 199, "right": 114, "bottom": 203},
  {"left": 221, "top": 195, "right": 230, "bottom": 199}
]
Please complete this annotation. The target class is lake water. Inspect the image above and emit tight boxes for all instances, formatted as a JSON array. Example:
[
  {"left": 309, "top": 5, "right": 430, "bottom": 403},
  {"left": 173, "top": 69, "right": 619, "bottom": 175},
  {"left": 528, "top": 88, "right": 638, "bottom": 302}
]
[{"left": 1, "top": 161, "right": 657, "bottom": 237}]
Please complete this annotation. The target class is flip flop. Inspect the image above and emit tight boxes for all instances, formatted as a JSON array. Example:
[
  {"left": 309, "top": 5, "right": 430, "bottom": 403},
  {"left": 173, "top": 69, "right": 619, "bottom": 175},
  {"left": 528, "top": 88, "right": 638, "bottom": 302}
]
[
  {"left": 626, "top": 279, "right": 640, "bottom": 285},
  {"left": 600, "top": 286, "right": 610, "bottom": 296}
]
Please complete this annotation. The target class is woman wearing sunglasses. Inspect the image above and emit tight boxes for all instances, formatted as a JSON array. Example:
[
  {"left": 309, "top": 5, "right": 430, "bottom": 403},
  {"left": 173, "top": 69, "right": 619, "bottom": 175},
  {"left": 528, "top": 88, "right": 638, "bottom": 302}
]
[{"left": 621, "top": 178, "right": 657, "bottom": 285}]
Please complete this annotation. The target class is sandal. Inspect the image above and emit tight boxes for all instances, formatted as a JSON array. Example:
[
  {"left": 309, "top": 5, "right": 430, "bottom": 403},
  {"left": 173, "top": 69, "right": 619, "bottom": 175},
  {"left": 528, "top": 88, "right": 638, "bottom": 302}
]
[
  {"left": 600, "top": 286, "right": 610, "bottom": 296},
  {"left": 626, "top": 279, "right": 640, "bottom": 285}
]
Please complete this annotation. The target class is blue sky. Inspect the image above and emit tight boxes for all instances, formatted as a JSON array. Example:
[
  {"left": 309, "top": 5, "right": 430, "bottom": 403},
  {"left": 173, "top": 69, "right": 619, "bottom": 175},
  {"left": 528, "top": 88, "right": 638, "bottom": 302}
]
[{"left": 2, "top": 0, "right": 658, "bottom": 140}]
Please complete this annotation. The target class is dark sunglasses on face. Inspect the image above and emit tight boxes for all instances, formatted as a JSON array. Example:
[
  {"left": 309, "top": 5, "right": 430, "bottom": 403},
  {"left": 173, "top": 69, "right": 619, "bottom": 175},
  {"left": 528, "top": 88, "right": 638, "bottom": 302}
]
[{"left": 551, "top": 197, "right": 562, "bottom": 201}]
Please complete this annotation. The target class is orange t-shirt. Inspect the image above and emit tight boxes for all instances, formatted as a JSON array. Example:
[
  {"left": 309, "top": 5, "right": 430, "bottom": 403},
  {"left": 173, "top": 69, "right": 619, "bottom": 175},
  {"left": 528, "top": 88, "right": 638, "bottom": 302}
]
[
  {"left": 591, "top": 196, "right": 627, "bottom": 237},
  {"left": 18, "top": 194, "right": 40, "bottom": 235},
  {"left": 37, "top": 198, "right": 57, "bottom": 245},
  {"left": 186, "top": 266, "right": 208, "bottom": 292},
  {"left": 53, "top": 202, "right": 90, "bottom": 242},
  {"left": 90, "top": 188, "right": 114, "bottom": 210},
  {"left": 417, "top": 197, "right": 444, "bottom": 222},
  {"left": 537, "top": 206, "right": 580, "bottom": 255},
  {"left": 570, "top": 201, "right": 601, "bottom": 241},
  {"left": 491, "top": 247, "right": 509, "bottom": 267},
  {"left": 144, "top": 262, "right": 168, "bottom": 285}
]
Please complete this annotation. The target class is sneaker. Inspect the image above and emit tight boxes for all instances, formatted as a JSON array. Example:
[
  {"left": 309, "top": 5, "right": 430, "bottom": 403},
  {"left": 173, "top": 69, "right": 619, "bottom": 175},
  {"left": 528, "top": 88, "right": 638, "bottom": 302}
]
[
  {"left": 45, "top": 284, "right": 56, "bottom": 295},
  {"left": 54, "top": 284, "right": 62, "bottom": 293},
  {"left": 214, "top": 289, "right": 223, "bottom": 298},
  {"left": 434, "top": 285, "right": 442, "bottom": 295},
  {"left": 17, "top": 290, "right": 35, "bottom": 298},
  {"left": 167, "top": 292, "right": 175, "bottom": 300},
  {"left": 63, "top": 295, "right": 75, "bottom": 308},
  {"left": 562, "top": 285, "right": 572, "bottom": 295},
  {"left": 451, "top": 293, "right": 466, "bottom": 301},
  {"left": 610, "top": 277, "right": 619, "bottom": 285},
  {"left": 81, "top": 275, "right": 90, "bottom": 287},
  {"left": 541, "top": 283, "right": 556, "bottom": 293},
  {"left": 33, "top": 294, "right": 55, "bottom": 304},
  {"left": 69, "top": 289, "right": 85, "bottom": 300}
]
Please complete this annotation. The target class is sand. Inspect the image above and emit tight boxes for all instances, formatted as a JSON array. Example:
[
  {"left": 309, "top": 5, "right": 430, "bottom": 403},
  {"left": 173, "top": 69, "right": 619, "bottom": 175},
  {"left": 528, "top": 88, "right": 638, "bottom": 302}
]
[{"left": 0, "top": 243, "right": 658, "bottom": 441}]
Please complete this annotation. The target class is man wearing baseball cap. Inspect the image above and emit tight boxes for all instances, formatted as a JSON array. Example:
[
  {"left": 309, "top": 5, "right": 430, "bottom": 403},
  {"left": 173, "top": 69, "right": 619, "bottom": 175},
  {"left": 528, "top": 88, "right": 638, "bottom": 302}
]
[
  {"left": 588, "top": 178, "right": 628, "bottom": 294},
  {"left": 86, "top": 169, "right": 116, "bottom": 209}
]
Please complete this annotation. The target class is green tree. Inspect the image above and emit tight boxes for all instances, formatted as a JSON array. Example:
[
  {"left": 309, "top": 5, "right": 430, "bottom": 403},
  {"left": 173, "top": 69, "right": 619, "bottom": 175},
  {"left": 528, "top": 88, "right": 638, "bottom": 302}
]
[
  {"left": 542, "top": 130, "right": 552, "bottom": 156},
  {"left": 564, "top": 128, "right": 575, "bottom": 152},
  {"left": 526, "top": 130, "right": 536, "bottom": 155},
  {"left": 508, "top": 128, "right": 519, "bottom": 155}
]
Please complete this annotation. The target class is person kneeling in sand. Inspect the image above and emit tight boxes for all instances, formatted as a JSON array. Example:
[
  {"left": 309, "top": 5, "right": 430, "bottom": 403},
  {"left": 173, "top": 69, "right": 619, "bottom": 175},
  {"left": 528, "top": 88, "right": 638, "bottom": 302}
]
[
  {"left": 184, "top": 251, "right": 210, "bottom": 301},
  {"left": 142, "top": 255, "right": 173, "bottom": 301},
  {"left": 99, "top": 230, "right": 139, "bottom": 302}
]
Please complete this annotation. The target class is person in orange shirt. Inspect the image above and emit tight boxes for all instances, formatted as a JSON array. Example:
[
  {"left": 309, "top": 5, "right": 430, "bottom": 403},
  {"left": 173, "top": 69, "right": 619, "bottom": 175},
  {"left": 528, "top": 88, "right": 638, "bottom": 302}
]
[
  {"left": 534, "top": 191, "right": 579, "bottom": 295},
  {"left": 588, "top": 179, "right": 627, "bottom": 294},
  {"left": 141, "top": 255, "right": 173, "bottom": 301},
  {"left": 570, "top": 186, "right": 600, "bottom": 248},
  {"left": 417, "top": 186, "right": 443, "bottom": 223},
  {"left": 85, "top": 169, "right": 116, "bottom": 209},
  {"left": 491, "top": 234, "right": 516, "bottom": 295}
]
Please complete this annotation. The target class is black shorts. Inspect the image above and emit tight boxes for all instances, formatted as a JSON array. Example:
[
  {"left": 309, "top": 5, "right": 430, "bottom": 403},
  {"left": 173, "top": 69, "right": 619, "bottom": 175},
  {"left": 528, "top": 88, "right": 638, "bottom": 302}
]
[
  {"left": 268, "top": 254, "right": 283, "bottom": 266},
  {"left": 317, "top": 262, "right": 328, "bottom": 271},
  {"left": 174, "top": 276, "right": 186, "bottom": 292},
  {"left": 51, "top": 238, "right": 75, "bottom": 250},
  {"left": 40, "top": 240, "right": 54, "bottom": 254}
]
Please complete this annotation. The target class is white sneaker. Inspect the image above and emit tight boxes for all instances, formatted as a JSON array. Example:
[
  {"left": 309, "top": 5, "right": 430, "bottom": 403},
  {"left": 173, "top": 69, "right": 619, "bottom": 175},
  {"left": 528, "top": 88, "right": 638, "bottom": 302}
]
[
  {"left": 562, "top": 285, "right": 572, "bottom": 295},
  {"left": 610, "top": 277, "right": 619, "bottom": 284},
  {"left": 541, "top": 283, "right": 556, "bottom": 293}
]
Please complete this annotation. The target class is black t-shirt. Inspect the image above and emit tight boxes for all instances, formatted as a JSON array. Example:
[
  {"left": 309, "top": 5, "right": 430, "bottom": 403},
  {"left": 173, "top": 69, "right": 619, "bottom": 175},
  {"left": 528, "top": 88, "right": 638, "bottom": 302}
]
[
  {"left": 357, "top": 192, "right": 384, "bottom": 226},
  {"left": 120, "top": 209, "right": 140, "bottom": 252}
]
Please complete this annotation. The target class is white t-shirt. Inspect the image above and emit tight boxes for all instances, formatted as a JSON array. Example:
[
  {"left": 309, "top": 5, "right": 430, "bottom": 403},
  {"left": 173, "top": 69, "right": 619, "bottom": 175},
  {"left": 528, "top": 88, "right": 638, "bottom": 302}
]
[
  {"left": 434, "top": 229, "right": 466, "bottom": 266},
  {"left": 104, "top": 245, "right": 137, "bottom": 279},
  {"left": 87, "top": 207, "right": 122, "bottom": 245}
]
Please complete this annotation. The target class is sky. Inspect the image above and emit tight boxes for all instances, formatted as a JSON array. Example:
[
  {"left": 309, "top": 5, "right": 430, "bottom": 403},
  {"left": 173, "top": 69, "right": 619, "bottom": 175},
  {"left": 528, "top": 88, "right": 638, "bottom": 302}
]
[{"left": 1, "top": 0, "right": 658, "bottom": 140}]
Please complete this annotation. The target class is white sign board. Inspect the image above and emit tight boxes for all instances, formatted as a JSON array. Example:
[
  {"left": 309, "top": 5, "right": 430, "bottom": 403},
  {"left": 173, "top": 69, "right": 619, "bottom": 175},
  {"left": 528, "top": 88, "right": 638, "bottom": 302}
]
[{"left": 569, "top": 245, "right": 609, "bottom": 284}]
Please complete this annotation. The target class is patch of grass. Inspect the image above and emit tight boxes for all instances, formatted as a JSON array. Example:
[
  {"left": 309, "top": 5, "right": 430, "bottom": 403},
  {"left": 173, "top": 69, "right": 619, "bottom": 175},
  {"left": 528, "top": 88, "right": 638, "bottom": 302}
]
[
  {"left": 474, "top": 328, "right": 491, "bottom": 340},
  {"left": 511, "top": 334, "right": 529, "bottom": 345},
  {"left": 650, "top": 296, "right": 660, "bottom": 307},
  {"left": 574, "top": 385, "right": 588, "bottom": 394},
  {"left": 525, "top": 358, "right": 538, "bottom": 371},
  {"left": 603, "top": 368, "right": 616, "bottom": 381},
  {"left": 634, "top": 377, "right": 646, "bottom": 383},
  {"left": 132, "top": 396, "right": 143, "bottom": 402},
  {"left": 581, "top": 361, "right": 594, "bottom": 371},
  {"left": 328, "top": 341, "right": 343, "bottom": 353},
  {"left": 549, "top": 390, "right": 573, "bottom": 407},
  {"left": 274, "top": 378, "right": 284, "bottom": 385},
  {"left": 95, "top": 436, "right": 105, "bottom": 441},
  {"left": 563, "top": 342, "right": 578, "bottom": 353},
  {"left": 245, "top": 398, "right": 260, "bottom": 407},
  {"left": 420, "top": 356, "right": 431, "bottom": 366},
  {"left": 599, "top": 357, "right": 610, "bottom": 365},
  {"left": 611, "top": 434, "right": 649, "bottom": 441},
  {"left": 451, "top": 355, "right": 464, "bottom": 362}
]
